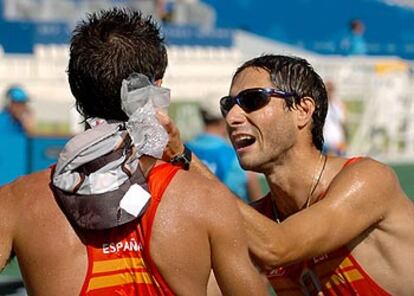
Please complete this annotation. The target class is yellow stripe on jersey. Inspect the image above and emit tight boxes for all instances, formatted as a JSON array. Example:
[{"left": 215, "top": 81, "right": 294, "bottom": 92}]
[
  {"left": 87, "top": 271, "right": 155, "bottom": 291},
  {"left": 338, "top": 257, "right": 354, "bottom": 269},
  {"left": 343, "top": 269, "right": 364, "bottom": 282},
  {"left": 325, "top": 269, "right": 364, "bottom": 289},
  {"left": 92, "top": 257, "right": 146, "bottom": 274}
]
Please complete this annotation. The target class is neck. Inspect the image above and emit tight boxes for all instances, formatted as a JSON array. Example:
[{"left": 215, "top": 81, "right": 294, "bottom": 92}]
[{"left": 265, "top": 148, "right": 326, "bottom": 218}]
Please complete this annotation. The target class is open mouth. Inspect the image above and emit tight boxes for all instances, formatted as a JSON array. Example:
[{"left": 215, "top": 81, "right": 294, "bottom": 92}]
[{"left": 233, "top": 135, "right": 256, "bottom": 150}]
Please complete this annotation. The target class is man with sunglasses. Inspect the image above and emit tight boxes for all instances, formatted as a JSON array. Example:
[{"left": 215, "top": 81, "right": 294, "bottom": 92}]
[{"left": 161, "top": 54, "right": 414, "bottom": 295}]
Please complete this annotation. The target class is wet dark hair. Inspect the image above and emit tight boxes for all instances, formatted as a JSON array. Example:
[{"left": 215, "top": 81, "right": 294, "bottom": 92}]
[
  {"left": 68, "top": 8, "right": 168, "bottom": 121},
  {"left": 233, "top": 55, "right": 328, "bottom": 150}
]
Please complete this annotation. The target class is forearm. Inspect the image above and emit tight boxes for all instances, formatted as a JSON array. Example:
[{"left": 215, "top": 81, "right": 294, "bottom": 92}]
[
  {"left": 238, "top": 199, "right": 341, "bottom": 268},
  {"left": 189, "top": 153, "right": 219, "bottom": 182},
  {"left": 237, "top": 200, "right": 288, "bottom": 270},
  {"left": 246, "top": 172, "right": 263, "bottom": 202}
]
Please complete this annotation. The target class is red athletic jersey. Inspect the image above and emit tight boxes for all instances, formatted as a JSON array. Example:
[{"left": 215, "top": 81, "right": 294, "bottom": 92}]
[
  {"left": 254, "top": 157, "right": 391, "bottom": 295},
  {"left": 80, "top": 163, "right": 180, "bottom": 295}
]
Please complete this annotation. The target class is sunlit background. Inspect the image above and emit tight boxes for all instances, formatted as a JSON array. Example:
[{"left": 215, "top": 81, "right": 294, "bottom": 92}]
[{"left": 0, "top": 0, "right": 413, "bottom": 293}]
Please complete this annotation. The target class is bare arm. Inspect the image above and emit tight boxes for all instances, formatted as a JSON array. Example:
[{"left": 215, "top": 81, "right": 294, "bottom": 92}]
[
  {"left": 239, "top": 158, "right": 400, "bottom": 270},
  {"left": 206, "top": 181, "right": 268, "bottom": 295},
  {"left": 246, "top": 172, "right": 263, "bottom": 202},
  {"left": 0, "top": 184, "right": 17, "bottom": 272}
]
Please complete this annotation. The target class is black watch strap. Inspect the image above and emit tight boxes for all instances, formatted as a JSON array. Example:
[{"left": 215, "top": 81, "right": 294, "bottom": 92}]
[{"left": 170, "top": 145, "right": 192, "bottom": 170}]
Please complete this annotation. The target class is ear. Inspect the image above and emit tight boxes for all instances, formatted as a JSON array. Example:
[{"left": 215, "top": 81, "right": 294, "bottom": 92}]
[
  {"left": 154, "top": 79, "right": 163, "bottom": 87},
  {"left": 295, "top": 96, "right": 315, "bottom": 129}
]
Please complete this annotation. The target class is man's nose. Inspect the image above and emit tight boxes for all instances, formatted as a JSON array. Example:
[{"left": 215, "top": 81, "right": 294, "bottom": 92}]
[{"left": 225, "top": 104, "right": 245, "bottom": 126}]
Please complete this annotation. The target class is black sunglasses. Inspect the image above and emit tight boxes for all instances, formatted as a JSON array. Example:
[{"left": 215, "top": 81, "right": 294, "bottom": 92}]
[{"left": 220, "top": 87, "right": 297, "bottom": 117}]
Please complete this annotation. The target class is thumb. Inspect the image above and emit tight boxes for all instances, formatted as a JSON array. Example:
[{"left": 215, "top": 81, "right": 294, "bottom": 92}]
[{"left": 156, "top": 111, "right": 173, "bottom": 133}]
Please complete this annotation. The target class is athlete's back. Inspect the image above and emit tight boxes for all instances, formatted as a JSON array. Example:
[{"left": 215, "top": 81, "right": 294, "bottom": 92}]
[{"left": 0, "top": 161, "right": 267, "bottom": 295}]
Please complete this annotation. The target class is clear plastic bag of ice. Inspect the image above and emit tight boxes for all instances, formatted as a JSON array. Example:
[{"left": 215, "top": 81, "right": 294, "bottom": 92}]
[{"left": 121, "top": 73, "right": 171, "bottom": 158}]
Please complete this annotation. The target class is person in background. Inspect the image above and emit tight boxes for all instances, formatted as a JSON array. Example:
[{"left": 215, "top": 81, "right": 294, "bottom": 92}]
[
  {"left": 0, "top": 85, "right": 35, "bottom": 135},
  {"left": 0, "top": 85, "right": 35, "bottom": 185},
  {"left": 323, "top": 81, "right": 347, "bottom": 156},
  {"left": 186, "top": 102, "right": 262, "bottom": 202},
  {"left": 340, "top": 18, "right": 368, "bottom": 55}
]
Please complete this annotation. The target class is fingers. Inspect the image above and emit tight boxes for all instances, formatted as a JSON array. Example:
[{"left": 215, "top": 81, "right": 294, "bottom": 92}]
[
  {"left": 156, "top": 111, "right": 173, "bottom": 133},
  {"left": 157, "top": 111, "right": 179, "bottom": 138},
  {"left": 156, "top": 111, "right": 185, "bottom": 161}
]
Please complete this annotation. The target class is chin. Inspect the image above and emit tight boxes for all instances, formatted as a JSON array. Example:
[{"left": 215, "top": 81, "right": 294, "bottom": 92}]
[
  {"left": 239, "top": 155, "right": 269, "bottom": 173},
  {"left": 239, "top": 158, "right": 261, "bottom": 172}
]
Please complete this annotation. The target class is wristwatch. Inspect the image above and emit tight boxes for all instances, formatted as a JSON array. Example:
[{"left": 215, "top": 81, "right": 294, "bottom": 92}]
[{"left": 170, "top": 145, "right": 192, "bottom": 170}]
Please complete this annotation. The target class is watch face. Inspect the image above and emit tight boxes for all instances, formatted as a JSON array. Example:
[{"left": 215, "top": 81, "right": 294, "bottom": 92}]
[{"left": 170, "top": 145, "right": 191, "bottom": 170}]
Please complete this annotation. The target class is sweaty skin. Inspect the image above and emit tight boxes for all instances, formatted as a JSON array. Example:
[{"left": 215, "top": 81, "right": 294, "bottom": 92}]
[
  {"left": 230, "top": 67, "right": 414, "bottom": 295},
  {"left": 161, "top": 67, "right": 414, "bottom": 295},
  {"left": 0, "top": 158, "right": 268, "bottom": 295}
]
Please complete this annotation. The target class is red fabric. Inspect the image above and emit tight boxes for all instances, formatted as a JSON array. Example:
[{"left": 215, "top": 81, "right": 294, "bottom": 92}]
[
  {"left": 266, "top": 247, "right": 391, "bottom": 295},
  {"left": 80, "top": 163, "right": 180, "bottom": 295},
  {"left": 257, "top": 157, "right": 391, "bottom": 295}
]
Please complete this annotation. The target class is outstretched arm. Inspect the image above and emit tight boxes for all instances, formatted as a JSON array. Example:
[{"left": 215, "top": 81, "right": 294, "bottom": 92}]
[
  {"left": 239, "top": 159, "right": 400, "bottom": 270},
  {"left": 246, "top": 172, "right": 263, "bottom": 202}
]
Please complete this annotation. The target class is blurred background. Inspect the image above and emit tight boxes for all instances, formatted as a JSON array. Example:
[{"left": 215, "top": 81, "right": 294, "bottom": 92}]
[{"left": 0, "top": 0, "right": 414, "bottom": 294}]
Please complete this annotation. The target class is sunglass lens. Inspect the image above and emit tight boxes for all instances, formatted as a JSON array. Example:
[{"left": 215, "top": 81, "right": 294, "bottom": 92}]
[
  {"left": 239, "top": 90, "right": 269, "bottom": 112},
  {"left": 220, "top": 96, "right": 234, "bottom": 116}
]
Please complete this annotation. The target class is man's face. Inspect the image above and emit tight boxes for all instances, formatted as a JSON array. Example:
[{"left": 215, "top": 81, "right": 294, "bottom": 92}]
[
  {"left": 9, "top": 102, "right": 29, "bottom": 118},
  {"left": 225, "top": 67, "right": 297, "bottom": 172}
]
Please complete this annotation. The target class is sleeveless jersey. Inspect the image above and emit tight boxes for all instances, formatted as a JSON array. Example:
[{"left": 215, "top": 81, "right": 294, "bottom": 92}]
[
  {"left": 80, "top": 163, "right": 179, "bottom": 295},
  {"left": 254, "top": 157, "right": 391, "bottom": 295}
]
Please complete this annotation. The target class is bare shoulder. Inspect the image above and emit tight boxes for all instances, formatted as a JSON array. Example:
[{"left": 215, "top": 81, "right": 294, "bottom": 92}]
[
  {"left": 331, "top": 157, "right": 401, "bottom": 196},
  {"left": 1, "top": 169, "right": 52, "bottom": 201},
  {"left": 327, "top": 157, "right": 409, "bottom": 215},
  {"left": 164, "top": 169, "right": 240, "bottom": 222},
  {"left": 0, "top": 169, "right": 55, "bottom": 223}
]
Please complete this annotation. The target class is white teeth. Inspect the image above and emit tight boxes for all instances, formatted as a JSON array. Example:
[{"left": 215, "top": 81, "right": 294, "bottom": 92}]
[
  {"left": 237, "top": 135, "right": 253, "bottom": 142},
  {"left": 233, "top": 134, "right": 256, "bottom": 148}
]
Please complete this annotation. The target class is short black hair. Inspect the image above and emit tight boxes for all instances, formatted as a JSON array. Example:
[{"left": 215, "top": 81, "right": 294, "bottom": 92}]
[
  {"left": 68, "top": 8, "right": 168, "bottom": 121},
  {"left": 233, "top": 55, "right": 328, "bottom": 151}
]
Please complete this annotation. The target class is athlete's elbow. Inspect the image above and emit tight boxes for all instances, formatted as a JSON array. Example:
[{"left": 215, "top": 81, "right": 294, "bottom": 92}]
[{"left": 254, "top": 241, "right": 289, "bottom": 271}]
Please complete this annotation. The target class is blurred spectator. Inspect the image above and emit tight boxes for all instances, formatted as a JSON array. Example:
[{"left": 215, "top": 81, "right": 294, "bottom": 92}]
[
  {"left": 340, "top": 18, "right": 367, "bottom": 55},
  {"left": 186, "top": 101, "right": 262, "bottom": 202},
  {"left": 0, "top": 85, "right": 35, "bottom": 185},
  {"left": 0, "top": 85, "right": 35, "bottom": 135},
  {"left": 323, "top": 81, "right": 347, "bottom": 156},
  {"left": 161, "top": 0, "right": 175, "bottom": 23}
]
